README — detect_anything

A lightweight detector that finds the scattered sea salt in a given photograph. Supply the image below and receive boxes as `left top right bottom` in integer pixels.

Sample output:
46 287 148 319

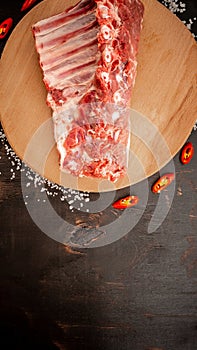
182 17 197 38
162 1 197 38
193 120 197 131
162 0 186 13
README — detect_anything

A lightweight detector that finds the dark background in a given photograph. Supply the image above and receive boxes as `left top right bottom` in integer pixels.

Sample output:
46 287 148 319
0 1 197 349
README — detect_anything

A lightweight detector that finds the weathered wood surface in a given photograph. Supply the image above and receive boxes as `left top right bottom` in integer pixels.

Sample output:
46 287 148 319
0 1 197 349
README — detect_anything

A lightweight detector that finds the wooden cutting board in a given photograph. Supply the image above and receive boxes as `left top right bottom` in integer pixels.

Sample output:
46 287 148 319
0 0 197 192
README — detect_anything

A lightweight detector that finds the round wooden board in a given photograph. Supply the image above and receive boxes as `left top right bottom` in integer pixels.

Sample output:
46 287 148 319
0 0 197 192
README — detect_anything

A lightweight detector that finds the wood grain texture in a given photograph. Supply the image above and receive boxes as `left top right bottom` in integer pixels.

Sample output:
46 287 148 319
0 123 197 350
0 0 197 192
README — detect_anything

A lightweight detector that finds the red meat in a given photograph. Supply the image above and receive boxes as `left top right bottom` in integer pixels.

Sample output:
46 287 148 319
32 0 144 182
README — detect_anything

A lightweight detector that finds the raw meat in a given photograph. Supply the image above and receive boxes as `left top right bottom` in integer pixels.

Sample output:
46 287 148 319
32 0 144 182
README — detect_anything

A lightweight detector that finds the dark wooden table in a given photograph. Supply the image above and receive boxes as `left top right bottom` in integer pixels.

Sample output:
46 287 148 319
0 1 197 349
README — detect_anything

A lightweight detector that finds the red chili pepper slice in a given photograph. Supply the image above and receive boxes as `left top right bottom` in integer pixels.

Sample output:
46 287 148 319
21 0 38 12
180 142 194 164
151 173 175 193
0 18 13 39
112 195 139 209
